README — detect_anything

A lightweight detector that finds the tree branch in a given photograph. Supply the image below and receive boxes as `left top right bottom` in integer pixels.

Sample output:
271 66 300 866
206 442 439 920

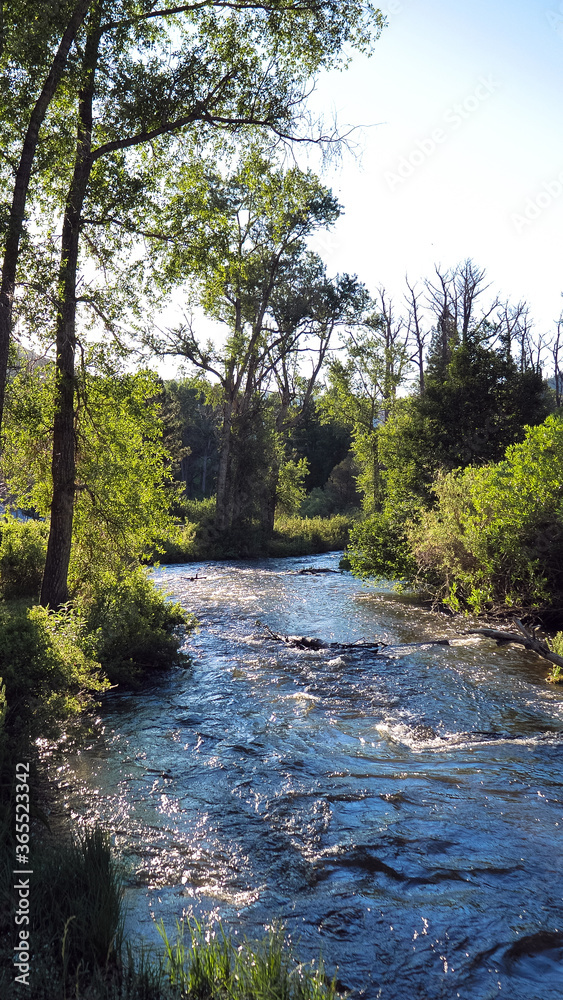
466 619 563 673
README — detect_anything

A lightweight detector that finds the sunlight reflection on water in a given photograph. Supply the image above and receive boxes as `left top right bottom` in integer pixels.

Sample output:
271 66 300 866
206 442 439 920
41 552 563 1000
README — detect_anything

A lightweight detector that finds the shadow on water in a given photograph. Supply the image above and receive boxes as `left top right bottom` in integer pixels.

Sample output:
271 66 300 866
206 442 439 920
42 552 563 1000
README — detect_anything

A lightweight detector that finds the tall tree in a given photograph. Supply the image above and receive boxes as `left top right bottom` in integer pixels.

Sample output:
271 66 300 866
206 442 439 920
325 291 409 511
149 152 366 536
0 0 93 430
2 350 177 586
36 1 385 605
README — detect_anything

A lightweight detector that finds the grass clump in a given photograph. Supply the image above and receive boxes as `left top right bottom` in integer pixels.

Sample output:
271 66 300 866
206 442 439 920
268 515 356 557
0 824 170 1000
158 918 340 1000
547 631 563 683
0 826 342 1000
36 828 124 976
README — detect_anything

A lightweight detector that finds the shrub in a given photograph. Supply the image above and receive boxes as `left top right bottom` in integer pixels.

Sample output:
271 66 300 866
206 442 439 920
148 499 219 563
181 497 217 525
300 487 333 518
406 414 563 612
83 568 194 686
152 521 198 563
0 517 48 598
347 507 419 582
0 602 109 737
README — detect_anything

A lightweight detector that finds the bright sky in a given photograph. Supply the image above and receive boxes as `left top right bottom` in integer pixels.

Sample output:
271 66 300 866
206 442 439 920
305 0 563 340
158 0 563 377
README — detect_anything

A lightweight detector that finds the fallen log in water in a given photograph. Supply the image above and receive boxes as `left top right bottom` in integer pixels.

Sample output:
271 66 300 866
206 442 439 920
257 621 450 653
292 567 341 575
258 621 380 650
466 618 563 678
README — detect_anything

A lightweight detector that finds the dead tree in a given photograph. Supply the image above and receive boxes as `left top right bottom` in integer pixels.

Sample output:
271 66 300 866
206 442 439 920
405 276 428 394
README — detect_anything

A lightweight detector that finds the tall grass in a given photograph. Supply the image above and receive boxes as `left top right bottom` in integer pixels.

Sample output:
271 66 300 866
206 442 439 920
268 514 356 556
158 918 340 1000
0 821 343 1000
0 826 124 999
151 510 357 563
547 630 563 683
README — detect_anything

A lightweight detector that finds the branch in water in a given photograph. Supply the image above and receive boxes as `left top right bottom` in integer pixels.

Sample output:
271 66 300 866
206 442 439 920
466 618 563 679
257 621 450 652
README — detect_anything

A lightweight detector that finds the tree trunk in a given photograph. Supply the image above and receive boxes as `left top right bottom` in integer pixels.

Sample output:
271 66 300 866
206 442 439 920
0 0 91 433
215 396 234 531
259 466 278 538
40 14 100 607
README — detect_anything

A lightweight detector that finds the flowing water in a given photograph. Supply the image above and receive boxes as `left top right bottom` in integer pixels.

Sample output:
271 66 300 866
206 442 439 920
45 552 563 999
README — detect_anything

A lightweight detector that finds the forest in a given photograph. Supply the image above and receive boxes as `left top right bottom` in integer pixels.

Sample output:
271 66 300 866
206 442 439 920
1 1 563 998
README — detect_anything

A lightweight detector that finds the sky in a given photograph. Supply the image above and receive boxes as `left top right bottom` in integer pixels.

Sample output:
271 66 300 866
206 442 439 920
304 0 563 338
158 0 563 376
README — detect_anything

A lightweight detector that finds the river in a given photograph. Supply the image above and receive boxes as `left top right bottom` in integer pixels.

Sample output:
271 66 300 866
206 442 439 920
44 552 563 999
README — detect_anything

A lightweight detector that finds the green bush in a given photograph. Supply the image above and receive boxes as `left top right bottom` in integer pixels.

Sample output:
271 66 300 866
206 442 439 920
83 569 194 686
148 499 219 563
406 414 563 612
152 521 199 563
347 507 419 582
181 496 217 525
0 517 48 598
0 602 109 737
300 487 334 518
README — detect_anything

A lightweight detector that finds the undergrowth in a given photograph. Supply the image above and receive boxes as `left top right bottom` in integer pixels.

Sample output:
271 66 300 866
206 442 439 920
0 824 342 1000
